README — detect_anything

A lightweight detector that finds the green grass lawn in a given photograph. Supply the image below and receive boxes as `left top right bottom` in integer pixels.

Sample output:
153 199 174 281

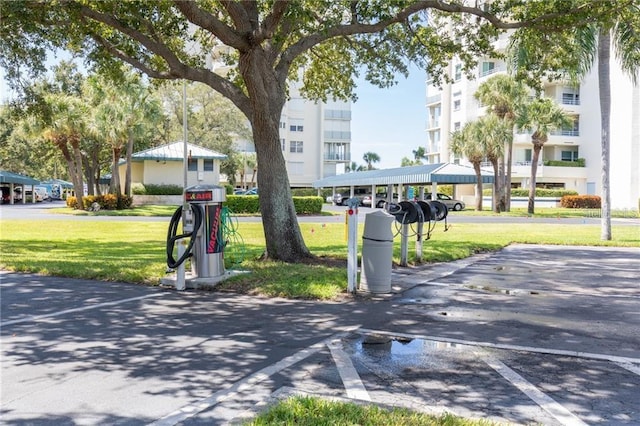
245 395 500 425
0 212 638 298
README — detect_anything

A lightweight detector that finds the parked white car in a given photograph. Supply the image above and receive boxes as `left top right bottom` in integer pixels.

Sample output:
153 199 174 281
426 193 465 211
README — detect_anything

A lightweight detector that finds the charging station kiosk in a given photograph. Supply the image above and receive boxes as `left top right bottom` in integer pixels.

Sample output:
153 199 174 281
165 184 228 289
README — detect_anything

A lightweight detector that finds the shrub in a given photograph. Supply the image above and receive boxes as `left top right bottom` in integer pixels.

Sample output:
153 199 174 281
543 158 586 167
131 183 147 195
291 188 317 197
223 195 323 214
78 194 133 210
143 184 183 195
294 196 323 214
561 195 601 209
486 188 579 198
66 196 80 209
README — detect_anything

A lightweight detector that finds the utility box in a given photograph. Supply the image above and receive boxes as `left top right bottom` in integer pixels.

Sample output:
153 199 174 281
360 210 395 294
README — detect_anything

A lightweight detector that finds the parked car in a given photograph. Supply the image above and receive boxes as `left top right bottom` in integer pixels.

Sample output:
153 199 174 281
35 186 51 201
1 186 11 204
426 193 465 211
362 192 399 208
332 188 369 206
233 188 247 195
1 186 26 203
243 187 259 195
24 190 43 202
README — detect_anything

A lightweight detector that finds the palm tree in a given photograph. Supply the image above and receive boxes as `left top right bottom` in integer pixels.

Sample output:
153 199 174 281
450 123 486 211
474 116 510 213
87 71 162 196
362 152 380 170
508 5 640 238
345 161 364 172
515 98 572 214
574 24 639 239
30 93 87 209
412 146 426 164
474 74 529 211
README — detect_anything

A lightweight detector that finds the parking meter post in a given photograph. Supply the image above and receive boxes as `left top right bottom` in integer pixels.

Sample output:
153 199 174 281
400 223 409 266
416 221 423 262
176 240 186 291
346 198 359 294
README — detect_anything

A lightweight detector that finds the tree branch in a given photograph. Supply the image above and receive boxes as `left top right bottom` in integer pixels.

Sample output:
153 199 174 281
76 6 251 117
257 0 289 43
172 0 249 50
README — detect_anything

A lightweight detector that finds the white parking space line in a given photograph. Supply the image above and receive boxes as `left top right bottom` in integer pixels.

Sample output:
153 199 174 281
483 355 588 426
148 330 355 426
327 339 371 401
616 361 640 376
1 293 165 326
359 329 640 365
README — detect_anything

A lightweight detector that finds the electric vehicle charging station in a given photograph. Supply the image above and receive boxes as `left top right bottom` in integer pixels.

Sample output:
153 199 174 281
164 184 228 290
388 199 449 266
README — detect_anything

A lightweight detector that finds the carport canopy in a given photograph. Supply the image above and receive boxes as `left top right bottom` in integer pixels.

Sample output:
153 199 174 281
0 170 41 205
312 162 494 202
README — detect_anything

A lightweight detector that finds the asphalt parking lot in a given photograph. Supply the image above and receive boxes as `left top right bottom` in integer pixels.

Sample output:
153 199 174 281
1 244 640 425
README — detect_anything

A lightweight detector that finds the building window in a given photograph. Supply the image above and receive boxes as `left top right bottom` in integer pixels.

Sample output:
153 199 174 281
290 125 304 132
525 149 532 162
561 87 580 105
454 122 461 131
290 140 303 153
480 61 496 77
454 64 462 81
561 118 580 136
325 109 351 120
280 138 286 151
324 130 351 139
453 100 461 111
203 159 214 171
188 158 198 171
561 150 579 161
280 121 286 129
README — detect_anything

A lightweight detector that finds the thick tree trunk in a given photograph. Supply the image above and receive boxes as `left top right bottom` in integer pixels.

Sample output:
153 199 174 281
497 155 506 212
598 30 612 240
472 162 483 211
528 143 542 215
57 138 85 210
490 158 501 213
110 146 122 195
241 49 312 262
125 130 134 197
70 139 85 209
504 138 513 211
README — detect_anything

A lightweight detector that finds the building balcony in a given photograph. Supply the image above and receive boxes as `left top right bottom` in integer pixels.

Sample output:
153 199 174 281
324 153 351 162
509 162 587 179
426 94 441 105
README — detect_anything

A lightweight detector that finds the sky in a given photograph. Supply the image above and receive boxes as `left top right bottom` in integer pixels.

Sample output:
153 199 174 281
1 62 428 171
350 67 427 170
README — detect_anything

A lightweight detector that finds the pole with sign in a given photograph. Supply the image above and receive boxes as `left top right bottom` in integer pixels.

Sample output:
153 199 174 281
346 197 359 293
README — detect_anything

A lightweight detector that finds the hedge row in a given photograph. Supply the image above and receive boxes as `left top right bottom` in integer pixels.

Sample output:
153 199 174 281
560 195 602 209
132 183 183 195
483 188 578 197
224 195 323 214
66 194 133 210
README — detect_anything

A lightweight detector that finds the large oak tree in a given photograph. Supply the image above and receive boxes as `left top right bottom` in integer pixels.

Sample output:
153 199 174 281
0 0 624 261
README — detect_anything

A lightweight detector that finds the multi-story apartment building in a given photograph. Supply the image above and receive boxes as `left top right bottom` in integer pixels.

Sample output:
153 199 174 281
210 46 351 189
426 36 639 210
278 81 351 188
